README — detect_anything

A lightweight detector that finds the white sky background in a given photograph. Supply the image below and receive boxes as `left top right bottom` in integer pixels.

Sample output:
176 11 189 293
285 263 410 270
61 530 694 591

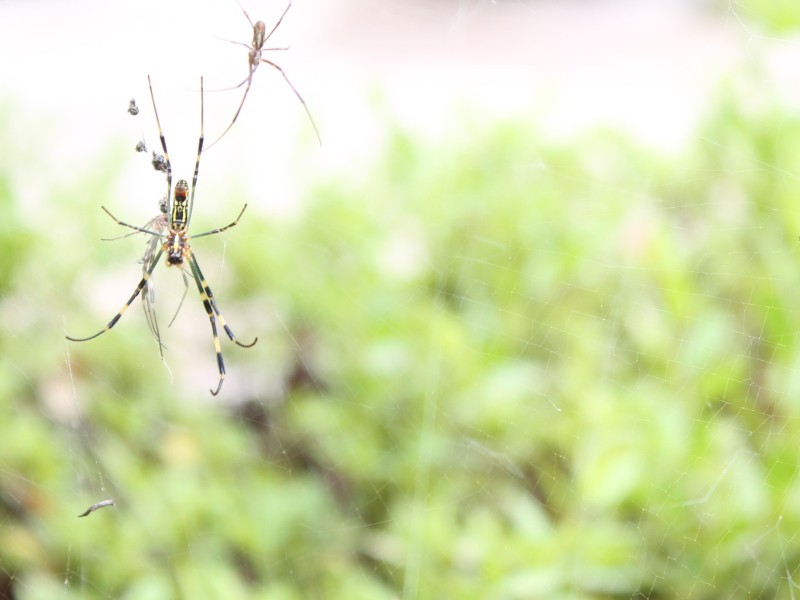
0 0 748 221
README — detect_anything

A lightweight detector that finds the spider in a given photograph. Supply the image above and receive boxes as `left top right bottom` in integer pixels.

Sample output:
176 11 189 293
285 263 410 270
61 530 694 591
205 0 321 149
67 75 257 395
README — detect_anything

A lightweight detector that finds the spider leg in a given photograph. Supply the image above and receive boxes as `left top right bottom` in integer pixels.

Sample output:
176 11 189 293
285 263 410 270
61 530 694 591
191 204 248 239
205 75 254 150
260 58 321 145
166 265 193 329
187 77 205 228
102 229 141 242
147 75 173 208
263 1 292 43
66 249 164 342
101 206 166 238
189 254 258 348
204 71 252 93
236 0 256 29
142 288 166 357
100 210 169 353
102 211 168 242
141 236 168 357
187 254 257 395
217 38 253 52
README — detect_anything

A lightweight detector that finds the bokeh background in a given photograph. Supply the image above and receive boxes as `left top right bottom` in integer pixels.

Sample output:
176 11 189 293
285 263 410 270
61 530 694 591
3 0 800 597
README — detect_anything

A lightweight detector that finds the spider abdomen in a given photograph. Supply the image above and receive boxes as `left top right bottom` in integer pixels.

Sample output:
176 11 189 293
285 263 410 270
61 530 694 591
164 231 191 266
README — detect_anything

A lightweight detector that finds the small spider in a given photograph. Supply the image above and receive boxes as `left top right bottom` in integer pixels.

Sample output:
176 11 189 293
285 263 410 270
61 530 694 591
128 99 139 116
206 0 320 149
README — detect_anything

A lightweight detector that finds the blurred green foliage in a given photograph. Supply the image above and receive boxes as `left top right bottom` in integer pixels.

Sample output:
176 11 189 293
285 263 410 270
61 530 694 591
716 0 800 33
4 66 800 599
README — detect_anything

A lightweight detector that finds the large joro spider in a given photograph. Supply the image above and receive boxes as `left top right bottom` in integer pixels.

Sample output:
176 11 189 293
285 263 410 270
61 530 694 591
67 75 257 395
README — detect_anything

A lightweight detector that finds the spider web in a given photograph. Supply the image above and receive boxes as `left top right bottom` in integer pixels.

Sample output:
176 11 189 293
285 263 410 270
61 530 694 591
2 0 800 598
